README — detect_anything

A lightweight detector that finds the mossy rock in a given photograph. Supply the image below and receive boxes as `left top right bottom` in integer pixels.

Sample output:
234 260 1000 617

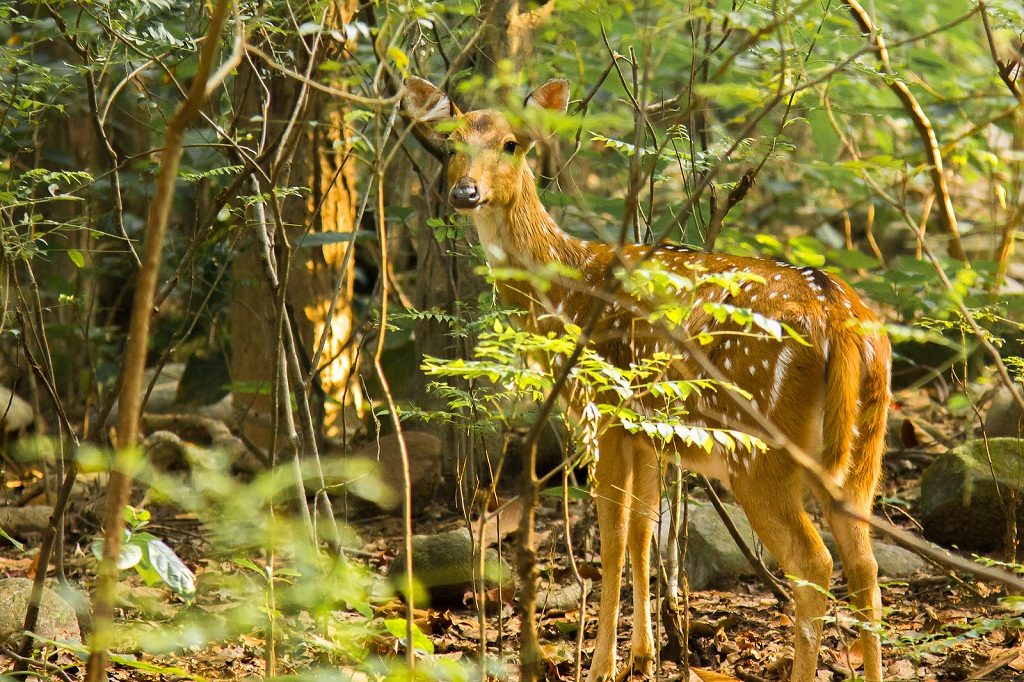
921 438 1024 551
0 578 81 646
388 528 513 605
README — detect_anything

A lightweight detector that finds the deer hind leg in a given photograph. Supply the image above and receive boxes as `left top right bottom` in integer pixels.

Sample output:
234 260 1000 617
733 470 833 682
821 500 882 681
624 440 660 678
588 430 633 682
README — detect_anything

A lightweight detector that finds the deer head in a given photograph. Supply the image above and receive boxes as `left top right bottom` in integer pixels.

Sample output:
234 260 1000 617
402 77 570 212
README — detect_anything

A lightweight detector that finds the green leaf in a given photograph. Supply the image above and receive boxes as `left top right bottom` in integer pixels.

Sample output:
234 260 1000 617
946 392 972 417
144 539 196 598
91 538 143 570
384 618 434 654
0 525 24 550
67 249 85 268
540 485 591 500
808 109 840 163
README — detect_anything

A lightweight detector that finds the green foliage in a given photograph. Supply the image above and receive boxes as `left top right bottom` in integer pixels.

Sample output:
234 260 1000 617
419 264 771 462
90 505 197 601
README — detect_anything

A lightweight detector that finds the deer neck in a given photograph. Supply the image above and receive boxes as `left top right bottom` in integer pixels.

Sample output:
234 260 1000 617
471 170 587 271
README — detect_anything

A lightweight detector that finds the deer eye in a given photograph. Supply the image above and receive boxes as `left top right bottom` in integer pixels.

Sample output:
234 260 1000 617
447 146 457 158
502 140 518 155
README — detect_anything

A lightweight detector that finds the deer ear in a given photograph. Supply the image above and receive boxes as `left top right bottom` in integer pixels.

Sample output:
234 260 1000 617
517 78 570 150
524 78 570 114
403 77 461 140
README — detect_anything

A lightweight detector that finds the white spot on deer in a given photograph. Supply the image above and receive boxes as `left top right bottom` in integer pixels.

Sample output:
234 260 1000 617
723 339 732 349
749 365 756 376
769 291 778 299
773 274 782 281
724 357 733 371
761 358 770 370
817 295 826 302
769 345 795 412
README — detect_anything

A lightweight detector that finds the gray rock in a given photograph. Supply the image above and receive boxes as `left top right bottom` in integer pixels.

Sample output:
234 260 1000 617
388 528 513 605
323 432 443 512
0 505 53 537
986 384 1024 438
109 363 186 420
661 500 928 590
537 581 588 613
0 577 81 646
820 532 927 579
0 387 33 431
921 437 1024 551
660 500 778 591
871 541 929 578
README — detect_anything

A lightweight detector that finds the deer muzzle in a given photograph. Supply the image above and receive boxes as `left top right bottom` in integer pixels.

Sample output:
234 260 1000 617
450 177 485 210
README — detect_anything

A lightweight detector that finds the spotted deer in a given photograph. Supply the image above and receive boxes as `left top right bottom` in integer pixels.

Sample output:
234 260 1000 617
403 76 890 682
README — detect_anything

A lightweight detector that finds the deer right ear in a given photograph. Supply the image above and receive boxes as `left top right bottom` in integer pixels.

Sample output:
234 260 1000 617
403 77 461 140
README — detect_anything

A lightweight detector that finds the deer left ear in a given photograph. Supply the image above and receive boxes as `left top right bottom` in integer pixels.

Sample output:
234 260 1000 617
524 78 570 114
517 78 570 150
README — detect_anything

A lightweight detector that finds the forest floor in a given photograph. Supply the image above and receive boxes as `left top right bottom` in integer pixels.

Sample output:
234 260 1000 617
2 386 1023 681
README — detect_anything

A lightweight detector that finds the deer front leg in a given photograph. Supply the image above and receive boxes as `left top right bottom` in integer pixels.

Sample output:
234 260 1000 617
588 435 632 682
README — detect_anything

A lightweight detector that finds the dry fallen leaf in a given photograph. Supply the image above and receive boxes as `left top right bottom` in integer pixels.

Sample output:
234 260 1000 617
688 668 741 681
887 659 917 680
838 638 864 671
473 497 524 546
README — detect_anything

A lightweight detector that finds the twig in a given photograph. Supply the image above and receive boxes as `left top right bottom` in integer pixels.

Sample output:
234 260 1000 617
371 111 417 673
245 43 399 108
979 1 1024 104
967 648 1022 680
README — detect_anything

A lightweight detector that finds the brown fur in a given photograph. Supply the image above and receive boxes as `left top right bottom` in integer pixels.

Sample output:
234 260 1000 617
403 77 891 682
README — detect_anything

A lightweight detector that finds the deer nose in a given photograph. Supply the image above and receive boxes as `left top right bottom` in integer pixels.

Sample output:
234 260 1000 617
450 177 483 209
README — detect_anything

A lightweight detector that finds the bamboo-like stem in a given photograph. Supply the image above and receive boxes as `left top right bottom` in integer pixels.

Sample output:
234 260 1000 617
84 3 237 679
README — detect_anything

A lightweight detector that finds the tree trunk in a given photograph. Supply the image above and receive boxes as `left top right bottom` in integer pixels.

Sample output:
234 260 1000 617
230 3 360 451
